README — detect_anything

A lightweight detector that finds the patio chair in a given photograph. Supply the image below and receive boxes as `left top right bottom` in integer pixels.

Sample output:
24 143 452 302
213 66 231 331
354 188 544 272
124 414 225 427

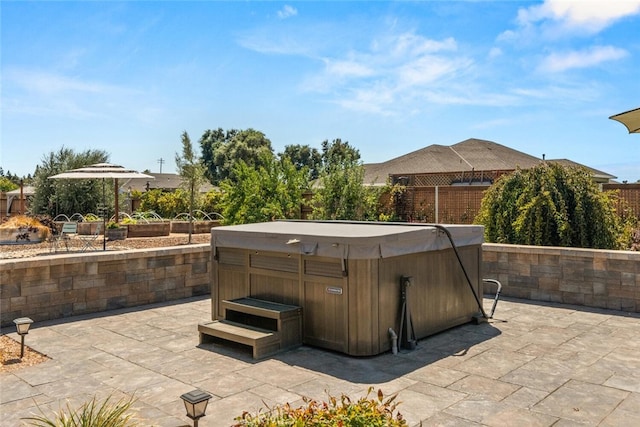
50 222 78 253
78 222 102 252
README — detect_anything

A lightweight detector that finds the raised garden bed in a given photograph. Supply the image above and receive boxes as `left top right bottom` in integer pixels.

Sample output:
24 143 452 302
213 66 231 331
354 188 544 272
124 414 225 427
0 227 47 245
170 220 221 234
77 221 104 235
126 222 171 238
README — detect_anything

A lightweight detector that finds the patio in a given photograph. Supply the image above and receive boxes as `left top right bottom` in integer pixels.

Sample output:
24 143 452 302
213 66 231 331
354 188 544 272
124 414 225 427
1 296 639 426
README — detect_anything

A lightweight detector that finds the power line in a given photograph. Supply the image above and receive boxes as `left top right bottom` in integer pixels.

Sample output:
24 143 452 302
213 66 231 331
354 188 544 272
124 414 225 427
157 158 165 173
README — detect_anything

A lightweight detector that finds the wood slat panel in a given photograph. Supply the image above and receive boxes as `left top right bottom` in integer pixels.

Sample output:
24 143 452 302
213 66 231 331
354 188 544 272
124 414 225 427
250 274 300 306
346 259 379 356
218 248 246 266
217 269 247 319
304 259 343 278
251 253 299 273
303 279 347 353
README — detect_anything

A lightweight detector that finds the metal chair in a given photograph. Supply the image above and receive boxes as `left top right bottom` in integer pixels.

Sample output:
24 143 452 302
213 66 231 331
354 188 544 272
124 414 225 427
78 222 102 252
50 222 78 252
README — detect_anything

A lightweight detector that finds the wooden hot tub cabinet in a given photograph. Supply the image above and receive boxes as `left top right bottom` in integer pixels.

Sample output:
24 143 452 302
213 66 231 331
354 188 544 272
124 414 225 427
209 221 484 357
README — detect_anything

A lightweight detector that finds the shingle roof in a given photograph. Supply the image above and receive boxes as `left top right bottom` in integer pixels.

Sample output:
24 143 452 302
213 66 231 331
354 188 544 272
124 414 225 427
547 159 616 182
363 138 615 184
122 173 216 193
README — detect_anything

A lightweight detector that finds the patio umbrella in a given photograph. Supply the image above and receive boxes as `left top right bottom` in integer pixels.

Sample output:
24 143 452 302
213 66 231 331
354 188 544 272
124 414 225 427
609 107 640 134
49 163 154 250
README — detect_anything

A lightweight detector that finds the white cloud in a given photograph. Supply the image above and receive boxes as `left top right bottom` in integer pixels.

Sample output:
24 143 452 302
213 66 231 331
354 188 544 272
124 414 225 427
7 68 114 95
298 31 472 114
237 31 311 56
488 47 503 59
514 0 640 34
397 56 465 87
277 5 298 20
323 59 374 78
538 45 628 72
2 67 150 121
385 34 457 57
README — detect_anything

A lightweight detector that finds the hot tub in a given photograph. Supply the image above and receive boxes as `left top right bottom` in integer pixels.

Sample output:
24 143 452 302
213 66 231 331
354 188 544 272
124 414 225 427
210 220 484 356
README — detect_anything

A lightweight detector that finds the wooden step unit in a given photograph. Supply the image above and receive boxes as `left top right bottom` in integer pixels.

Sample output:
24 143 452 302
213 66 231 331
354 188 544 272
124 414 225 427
199 297 302 359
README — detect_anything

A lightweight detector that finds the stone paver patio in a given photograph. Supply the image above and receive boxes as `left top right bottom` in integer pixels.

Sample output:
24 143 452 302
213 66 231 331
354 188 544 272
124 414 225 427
1 296 639 426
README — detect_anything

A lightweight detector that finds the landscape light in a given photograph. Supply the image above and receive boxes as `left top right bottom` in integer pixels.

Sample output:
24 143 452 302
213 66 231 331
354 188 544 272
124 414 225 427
13 317 33 358
180 389 212 427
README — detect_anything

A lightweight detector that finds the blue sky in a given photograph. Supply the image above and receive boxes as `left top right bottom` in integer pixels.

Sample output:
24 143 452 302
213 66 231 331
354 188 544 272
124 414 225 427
2 1 639 182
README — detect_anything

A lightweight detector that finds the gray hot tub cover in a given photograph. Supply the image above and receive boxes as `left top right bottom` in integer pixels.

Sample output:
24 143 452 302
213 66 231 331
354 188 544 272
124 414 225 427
211 221 484 260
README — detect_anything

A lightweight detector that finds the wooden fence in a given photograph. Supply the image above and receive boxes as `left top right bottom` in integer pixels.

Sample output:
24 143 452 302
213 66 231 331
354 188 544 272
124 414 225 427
395 183 640 224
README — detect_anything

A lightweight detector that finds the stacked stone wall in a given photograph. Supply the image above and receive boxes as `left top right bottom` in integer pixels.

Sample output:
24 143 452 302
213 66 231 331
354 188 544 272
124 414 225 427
0 245 211 326
483 243 640 312
3 243 639 327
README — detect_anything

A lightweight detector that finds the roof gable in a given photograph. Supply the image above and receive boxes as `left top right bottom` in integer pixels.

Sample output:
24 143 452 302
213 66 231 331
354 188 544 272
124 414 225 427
364 138 543 183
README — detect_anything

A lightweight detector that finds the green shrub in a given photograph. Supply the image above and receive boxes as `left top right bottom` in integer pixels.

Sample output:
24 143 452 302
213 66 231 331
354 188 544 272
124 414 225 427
83 213 101 222
475 163 637 249
233 388 407 426
23 395 138 427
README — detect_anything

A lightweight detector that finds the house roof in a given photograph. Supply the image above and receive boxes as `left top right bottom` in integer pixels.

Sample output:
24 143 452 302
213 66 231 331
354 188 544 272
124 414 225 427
122 173 216 193
6 186 36 196
364 138 616 184
547 159 616 182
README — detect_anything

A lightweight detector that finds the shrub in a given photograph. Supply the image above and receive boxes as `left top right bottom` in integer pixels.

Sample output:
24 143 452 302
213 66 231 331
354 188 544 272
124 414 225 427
233 388 407 426
22 395 138 427
83 213 101 222
475 163 637 249
107 221 121 229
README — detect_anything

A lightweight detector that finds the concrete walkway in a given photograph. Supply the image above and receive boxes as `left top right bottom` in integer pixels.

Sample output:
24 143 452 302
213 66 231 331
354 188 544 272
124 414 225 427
2 296 639 426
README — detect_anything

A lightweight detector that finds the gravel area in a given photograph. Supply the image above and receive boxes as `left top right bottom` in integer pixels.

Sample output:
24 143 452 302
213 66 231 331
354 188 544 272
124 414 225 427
0 335 50 373
0 233 212 259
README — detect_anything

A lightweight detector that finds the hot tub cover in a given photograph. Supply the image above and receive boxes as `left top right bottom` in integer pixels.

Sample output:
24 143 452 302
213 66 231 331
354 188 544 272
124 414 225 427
211 221 484 260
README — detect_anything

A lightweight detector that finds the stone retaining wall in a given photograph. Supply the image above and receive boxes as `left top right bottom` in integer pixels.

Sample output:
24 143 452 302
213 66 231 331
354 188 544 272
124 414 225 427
483 243 640 312
0 245 211 327
2 243 638 327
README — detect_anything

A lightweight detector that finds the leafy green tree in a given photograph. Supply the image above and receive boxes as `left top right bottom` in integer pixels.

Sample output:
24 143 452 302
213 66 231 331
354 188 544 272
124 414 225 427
320 138 361 166
309 139 384 221
0 176 18 192
280 144 323 180
1 167 33 186
175 131 207 243
200 128 273 184
219 154 308 225
475 162 635 249
139 188 190 219
31 147 110 218
201 189 223 217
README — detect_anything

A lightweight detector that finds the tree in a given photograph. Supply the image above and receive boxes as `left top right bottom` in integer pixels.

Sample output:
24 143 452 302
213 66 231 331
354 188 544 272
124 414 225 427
280 144 323 180
321 138 361 166
309 139 384 221
31 147 110 218
0 176 18 192
200 128 273 184
219 154 308 225
139 188 190 219
475 162 635 249
175 131 207 243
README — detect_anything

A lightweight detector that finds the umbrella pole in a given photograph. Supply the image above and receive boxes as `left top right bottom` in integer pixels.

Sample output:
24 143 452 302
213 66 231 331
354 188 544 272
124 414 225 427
103 178 106 251
114 178 119 225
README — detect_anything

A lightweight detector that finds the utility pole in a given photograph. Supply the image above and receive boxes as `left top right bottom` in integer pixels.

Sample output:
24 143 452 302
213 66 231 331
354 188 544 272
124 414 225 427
157 158 165 173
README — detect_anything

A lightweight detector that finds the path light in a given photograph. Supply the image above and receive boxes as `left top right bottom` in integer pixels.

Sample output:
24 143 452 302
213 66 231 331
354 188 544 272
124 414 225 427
180 389 212 427
13 317 33 359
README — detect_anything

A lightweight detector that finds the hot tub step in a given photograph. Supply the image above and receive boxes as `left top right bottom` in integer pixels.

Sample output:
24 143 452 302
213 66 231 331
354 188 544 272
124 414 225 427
198 320 281 359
